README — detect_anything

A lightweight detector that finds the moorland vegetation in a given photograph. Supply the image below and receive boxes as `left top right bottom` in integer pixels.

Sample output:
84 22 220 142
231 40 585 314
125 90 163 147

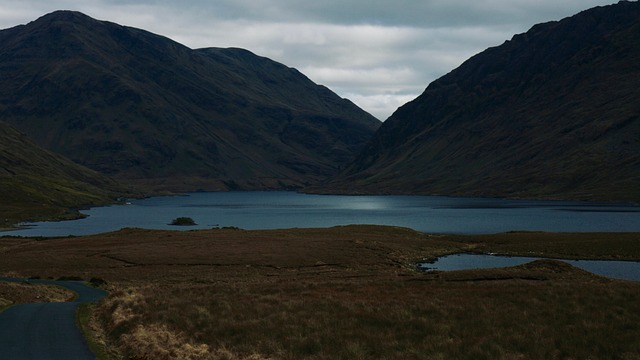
1 226 638 359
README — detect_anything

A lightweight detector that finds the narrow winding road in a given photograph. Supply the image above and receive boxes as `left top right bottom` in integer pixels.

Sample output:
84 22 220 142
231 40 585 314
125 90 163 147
0 277 107 360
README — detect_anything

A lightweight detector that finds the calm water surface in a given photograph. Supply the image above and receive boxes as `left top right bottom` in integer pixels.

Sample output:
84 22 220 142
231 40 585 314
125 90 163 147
4 191 640 237
420 253 640 281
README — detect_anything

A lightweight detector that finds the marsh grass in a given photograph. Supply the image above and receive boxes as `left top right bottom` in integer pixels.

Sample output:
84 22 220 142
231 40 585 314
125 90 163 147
449 232 640 260
94 276 640 359
0 281 74 308
1 226 639 359
77 303 113 360
0 297 11 312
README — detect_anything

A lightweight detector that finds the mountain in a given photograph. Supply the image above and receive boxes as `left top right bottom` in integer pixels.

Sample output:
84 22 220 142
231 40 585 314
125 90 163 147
322 1 640 202
0 11 380 191
0 122 138 228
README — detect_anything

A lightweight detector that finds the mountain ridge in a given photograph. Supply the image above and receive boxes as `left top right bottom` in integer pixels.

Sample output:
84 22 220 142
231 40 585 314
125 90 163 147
320 1 640 202
0 11 380 191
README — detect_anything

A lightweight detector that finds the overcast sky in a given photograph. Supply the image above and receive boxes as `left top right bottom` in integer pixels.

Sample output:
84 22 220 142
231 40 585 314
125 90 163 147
0 0 622 120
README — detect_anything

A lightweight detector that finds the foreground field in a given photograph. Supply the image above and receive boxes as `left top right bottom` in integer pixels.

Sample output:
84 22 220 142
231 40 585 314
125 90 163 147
1 226 639 359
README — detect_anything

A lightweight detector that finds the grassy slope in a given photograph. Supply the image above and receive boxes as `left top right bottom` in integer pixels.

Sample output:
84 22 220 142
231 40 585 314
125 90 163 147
0 122 138 228
0 226 638 359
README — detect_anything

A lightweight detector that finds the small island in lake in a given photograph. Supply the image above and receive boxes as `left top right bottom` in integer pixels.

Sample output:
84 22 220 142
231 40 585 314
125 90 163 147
169 217 197 226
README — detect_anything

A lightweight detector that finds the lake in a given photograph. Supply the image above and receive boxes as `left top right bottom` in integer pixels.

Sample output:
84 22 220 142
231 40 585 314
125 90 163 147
419 253 640 281
3 191 640 237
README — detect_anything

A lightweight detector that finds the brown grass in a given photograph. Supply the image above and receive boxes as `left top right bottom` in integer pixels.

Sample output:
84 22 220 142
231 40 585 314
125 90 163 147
1 226 639 359
0 281 75 310
441 231 640 260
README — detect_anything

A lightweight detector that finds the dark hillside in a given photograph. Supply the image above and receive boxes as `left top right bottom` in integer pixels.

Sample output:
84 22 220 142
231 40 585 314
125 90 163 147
323 1 640 201
0 11 380 191
0 122 137 227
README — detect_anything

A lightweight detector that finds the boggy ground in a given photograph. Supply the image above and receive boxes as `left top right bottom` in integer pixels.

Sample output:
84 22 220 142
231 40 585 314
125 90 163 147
0 225 639 359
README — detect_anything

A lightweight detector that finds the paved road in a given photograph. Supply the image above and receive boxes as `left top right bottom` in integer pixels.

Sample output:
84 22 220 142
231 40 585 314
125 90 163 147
0 278 107 360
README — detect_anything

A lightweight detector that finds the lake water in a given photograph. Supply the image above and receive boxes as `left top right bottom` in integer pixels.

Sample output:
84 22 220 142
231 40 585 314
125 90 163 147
419 253 640 281
3 191 640 237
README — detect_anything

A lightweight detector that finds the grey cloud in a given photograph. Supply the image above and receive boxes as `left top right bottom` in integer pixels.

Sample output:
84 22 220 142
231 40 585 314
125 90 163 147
150 0 621 27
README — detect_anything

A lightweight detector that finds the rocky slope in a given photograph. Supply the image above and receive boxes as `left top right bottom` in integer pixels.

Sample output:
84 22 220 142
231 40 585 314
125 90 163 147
323 1 640 201
0 11 380 191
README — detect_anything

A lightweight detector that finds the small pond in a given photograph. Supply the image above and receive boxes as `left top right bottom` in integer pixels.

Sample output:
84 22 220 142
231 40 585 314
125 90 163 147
419 253 640 281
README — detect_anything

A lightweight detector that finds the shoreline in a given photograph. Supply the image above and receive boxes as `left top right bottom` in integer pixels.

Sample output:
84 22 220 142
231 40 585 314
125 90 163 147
4 189 639 231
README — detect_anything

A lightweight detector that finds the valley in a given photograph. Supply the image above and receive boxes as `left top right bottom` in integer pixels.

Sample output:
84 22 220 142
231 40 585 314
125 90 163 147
0 3 639 359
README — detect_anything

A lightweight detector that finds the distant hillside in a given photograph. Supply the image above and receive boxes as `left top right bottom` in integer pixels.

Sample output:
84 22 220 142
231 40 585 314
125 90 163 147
322 1 640 202
0 122 137 228
0 11 380 191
